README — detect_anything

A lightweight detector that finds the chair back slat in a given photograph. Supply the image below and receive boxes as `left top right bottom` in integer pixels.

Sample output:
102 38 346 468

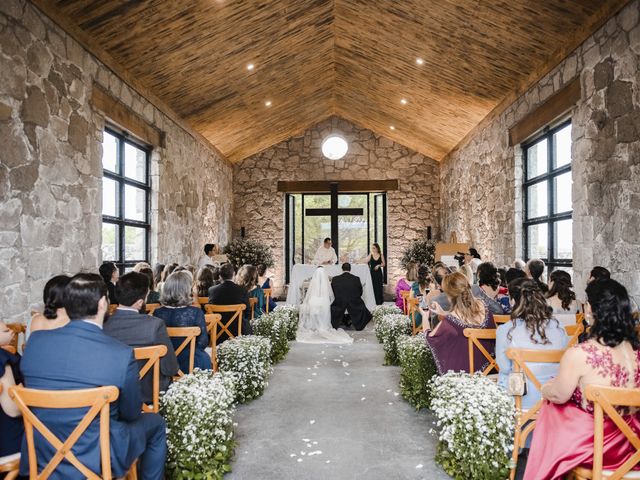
400 290 411 314
204 314 221 371
463 328 498 375
197 297 209 307
6 323 26 354
564 323 584 347
108 304 118 315
9 385 119 480
493 314 511 325
204 304 246 341
506 348 566 480
166 326 201 377
263 288 272 313
407 297 421 335
134 345 167 413
249 297 258 320
145 303 160 316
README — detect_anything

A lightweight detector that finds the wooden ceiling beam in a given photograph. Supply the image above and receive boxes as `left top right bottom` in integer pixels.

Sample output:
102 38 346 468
277 180 399 193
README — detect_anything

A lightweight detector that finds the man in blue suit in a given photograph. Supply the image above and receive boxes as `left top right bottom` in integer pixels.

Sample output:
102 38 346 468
20 273 166 479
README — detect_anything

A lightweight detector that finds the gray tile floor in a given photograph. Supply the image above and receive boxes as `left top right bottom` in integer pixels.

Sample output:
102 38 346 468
228 325 451 480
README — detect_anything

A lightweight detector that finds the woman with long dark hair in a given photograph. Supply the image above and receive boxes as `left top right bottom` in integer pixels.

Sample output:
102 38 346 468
364 243 385 305
546 270 578 314
524 279 640 479
30 275 71 335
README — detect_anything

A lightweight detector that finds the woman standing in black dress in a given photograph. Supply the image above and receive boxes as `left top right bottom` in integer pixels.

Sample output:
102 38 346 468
365 243 386 305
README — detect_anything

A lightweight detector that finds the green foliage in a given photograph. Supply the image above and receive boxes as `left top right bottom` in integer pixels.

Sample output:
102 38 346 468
217 335 273 403
223 238 275 269
374 313 412 365
430 373 515 480
397 335 438 410
162 370 237 480
251 312 290 363
400 238 436 270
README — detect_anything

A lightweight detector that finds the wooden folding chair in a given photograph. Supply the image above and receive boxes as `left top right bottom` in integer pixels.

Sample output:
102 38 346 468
463 328 498 375
166 326 201 378
407 297 422 335
204 314 221 371
494 314 511 325
564 323 584 347
571 384 640 480
576 312 585 325
133 345 167 413
204 304 246 343
1 345 17 354
6 323 26 354
248 297 258 320
400 290 411 314
144 303 160 316
263 288 272 313
506 348 566 480
108 304 118 315
9 385 137 480
195 297 209 308
0 385 19 480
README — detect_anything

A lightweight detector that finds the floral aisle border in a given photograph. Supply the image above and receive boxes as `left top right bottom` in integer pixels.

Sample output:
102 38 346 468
374 313 411 365
397 335 437 410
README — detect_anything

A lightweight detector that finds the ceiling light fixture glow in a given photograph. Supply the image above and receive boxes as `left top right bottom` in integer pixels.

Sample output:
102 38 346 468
321 135 348 160
265 100 272 107
246 63 255 71
389 125 395 130
416 58 424 65
400 98 408 105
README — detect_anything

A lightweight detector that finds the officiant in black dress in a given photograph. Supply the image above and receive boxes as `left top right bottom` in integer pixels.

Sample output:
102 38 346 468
330 263 372 330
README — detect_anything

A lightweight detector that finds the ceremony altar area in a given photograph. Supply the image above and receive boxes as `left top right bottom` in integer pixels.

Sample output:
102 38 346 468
285 264 376 310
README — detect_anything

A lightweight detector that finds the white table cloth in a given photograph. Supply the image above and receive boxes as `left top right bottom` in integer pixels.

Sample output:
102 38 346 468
286 264 376 310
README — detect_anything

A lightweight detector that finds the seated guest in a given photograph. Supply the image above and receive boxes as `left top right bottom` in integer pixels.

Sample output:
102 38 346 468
104 272 179 403
236 265 264 320
99 261 119 304
198 243 216 269
472 262 509 315
0 321 23 457
524 279 640 480
139 267 160 304
157 263 178 295
208 263 251 343
153 263 164 290
195 266 215 298
422 264 452 310
395 262 418 311
154 271 211 372
425 272 495 374
525 259 548 293
588 265 611 283
410 265 431 329
505 267 527 286
20 274 166 479
496 278 568 410
208 265 221 286
513 258 526 270
132 262 151 272
30 274 71 336
546 270 579 314
257 264 277 312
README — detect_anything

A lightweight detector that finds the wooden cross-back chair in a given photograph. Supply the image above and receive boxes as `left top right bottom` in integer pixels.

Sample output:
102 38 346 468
166 326 201 378
399 290 411 314
204 314 220 372
406 297 422 335
204 304 246 342
463 328 498 375
0 386 20 480
9 385 137 480
564 323 584 347
133 345 167 413
195 297 209 308
144 304 160 316
572 384 640 480
505 348 566 480
494 314 511 325
248 298 258 320
263 288 272 313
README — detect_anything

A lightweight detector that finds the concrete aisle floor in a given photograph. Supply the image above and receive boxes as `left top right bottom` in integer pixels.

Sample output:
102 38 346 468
228 325 452 480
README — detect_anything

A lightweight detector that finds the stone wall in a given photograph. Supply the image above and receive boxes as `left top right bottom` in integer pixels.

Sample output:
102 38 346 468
440 0 640 302
0 0 232 323
233 116 440 296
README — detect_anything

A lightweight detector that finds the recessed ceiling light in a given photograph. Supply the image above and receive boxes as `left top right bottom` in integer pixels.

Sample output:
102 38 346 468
265 100 272 107
247 63 255 71
400 98 408 105
321 135 348 160
416 58 424 65
389 125 395 130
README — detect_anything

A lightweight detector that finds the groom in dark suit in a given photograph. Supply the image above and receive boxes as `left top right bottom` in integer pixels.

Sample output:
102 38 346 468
330 263 372 330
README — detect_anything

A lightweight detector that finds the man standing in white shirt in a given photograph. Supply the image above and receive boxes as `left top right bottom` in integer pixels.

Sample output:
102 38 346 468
313 238 338 265
198 244 216 269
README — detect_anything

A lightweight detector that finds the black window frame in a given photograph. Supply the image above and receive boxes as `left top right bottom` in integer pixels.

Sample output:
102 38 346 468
522 119 573 272
101 127 151 273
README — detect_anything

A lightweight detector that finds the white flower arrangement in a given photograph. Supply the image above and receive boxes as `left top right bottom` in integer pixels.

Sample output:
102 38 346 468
273 305 300 340
161 369 237 479
374 313 412 365
372 304 402 329
251 311 290 363
430 372 515 479
397 334 438 410
223 238 275 269
217 335 273 403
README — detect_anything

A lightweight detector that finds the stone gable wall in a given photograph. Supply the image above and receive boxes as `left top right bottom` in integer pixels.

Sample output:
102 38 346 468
233 116 440 296
0 0 232 323
440 1 640 303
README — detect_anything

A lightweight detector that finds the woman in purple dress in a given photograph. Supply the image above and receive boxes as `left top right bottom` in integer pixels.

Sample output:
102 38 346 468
425 272 495 374
395 262 418 311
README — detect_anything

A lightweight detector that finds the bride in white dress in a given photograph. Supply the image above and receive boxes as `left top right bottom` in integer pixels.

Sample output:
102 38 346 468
297 267 353 344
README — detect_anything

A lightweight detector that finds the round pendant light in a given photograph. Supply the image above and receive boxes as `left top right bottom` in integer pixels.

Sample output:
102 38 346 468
321 135 348 160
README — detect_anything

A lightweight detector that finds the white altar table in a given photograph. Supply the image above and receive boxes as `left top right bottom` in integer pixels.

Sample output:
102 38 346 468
286 264 376 310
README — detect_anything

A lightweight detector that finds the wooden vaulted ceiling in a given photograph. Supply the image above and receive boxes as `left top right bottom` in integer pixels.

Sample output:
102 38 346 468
35 0 629 162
